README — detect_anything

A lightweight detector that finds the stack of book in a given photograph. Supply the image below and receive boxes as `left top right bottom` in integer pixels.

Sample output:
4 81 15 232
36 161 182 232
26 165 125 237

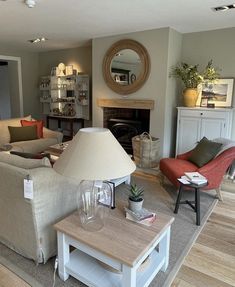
124 207 156 226
178 172 207 185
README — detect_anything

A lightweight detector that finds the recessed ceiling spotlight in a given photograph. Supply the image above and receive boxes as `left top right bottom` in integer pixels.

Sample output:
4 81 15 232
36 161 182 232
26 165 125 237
25 0 36 8
212 3 235 11
28 37 48 43
115 53 123 57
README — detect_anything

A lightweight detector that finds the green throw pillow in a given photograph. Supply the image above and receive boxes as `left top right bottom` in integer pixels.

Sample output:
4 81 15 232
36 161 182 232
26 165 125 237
8 125 38 143
188 137 222 167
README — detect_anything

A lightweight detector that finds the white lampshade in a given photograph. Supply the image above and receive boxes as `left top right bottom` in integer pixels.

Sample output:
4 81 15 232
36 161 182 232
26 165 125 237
54 127 136 181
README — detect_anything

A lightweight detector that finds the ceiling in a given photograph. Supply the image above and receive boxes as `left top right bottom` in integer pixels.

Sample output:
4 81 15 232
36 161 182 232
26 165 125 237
0 0 235 52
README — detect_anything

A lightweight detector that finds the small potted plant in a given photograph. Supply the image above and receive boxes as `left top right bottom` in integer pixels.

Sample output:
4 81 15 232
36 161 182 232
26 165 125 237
128 183 144 212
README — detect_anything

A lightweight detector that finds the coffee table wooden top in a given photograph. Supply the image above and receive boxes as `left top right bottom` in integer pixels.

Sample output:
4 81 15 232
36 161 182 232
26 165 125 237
44 141 71 157
54 204 174 267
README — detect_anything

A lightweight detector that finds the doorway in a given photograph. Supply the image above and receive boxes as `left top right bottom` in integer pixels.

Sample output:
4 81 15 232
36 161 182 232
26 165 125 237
0 55 23 119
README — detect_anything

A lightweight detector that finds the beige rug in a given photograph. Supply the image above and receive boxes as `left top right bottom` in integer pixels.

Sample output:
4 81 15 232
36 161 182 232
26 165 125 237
0 175 218 287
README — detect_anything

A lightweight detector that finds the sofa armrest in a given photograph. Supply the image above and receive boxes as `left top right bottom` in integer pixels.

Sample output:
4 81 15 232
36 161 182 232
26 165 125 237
43 127 63 143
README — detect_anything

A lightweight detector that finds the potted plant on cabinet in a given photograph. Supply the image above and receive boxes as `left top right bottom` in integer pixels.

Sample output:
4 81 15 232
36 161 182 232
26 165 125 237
128 183 144 212
171 60 220 107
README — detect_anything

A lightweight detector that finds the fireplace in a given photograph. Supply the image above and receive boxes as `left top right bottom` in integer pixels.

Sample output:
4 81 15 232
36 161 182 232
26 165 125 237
108 118 143 154
103 107 150 154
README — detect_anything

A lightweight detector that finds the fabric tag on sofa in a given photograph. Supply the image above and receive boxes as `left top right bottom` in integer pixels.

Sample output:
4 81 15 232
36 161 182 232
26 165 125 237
24 176 34 199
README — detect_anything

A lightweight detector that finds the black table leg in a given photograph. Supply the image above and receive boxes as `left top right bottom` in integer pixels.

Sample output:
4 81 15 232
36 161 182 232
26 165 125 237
174 185 183 214
195 188 200 226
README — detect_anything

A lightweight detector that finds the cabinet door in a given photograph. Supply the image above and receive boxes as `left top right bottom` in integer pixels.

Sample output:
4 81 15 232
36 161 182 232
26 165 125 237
201 118 226 139
177 117 201 155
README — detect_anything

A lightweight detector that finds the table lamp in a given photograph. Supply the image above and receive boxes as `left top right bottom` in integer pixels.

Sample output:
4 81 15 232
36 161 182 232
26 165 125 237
54 127 136 231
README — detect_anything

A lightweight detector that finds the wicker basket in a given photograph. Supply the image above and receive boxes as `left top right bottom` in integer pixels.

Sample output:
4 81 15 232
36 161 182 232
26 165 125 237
132 132 160 168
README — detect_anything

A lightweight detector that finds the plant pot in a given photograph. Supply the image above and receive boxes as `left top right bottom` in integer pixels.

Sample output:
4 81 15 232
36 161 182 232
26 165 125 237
183 88 198 107
128 198 144 212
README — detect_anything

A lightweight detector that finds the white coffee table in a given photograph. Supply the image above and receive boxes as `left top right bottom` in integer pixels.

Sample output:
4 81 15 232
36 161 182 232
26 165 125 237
54 205 174 287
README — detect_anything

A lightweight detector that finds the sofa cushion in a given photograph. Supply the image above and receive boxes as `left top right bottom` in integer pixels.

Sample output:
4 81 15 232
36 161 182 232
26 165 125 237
21 120 44 138
0 115 31 145
8 126 38 143
188 137 222 167
11 137 59 154
0 152 51 169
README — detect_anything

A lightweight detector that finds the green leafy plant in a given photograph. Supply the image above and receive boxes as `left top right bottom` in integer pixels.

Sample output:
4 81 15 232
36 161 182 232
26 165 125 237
128 183 144 202
170 60 220 88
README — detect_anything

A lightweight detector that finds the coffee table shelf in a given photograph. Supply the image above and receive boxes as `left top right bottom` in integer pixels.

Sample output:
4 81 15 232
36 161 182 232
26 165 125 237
65 248 165 287
55 209 174 287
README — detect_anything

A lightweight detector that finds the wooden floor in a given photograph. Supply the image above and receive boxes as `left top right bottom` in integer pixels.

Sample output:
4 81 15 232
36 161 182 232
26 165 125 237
0 264 30 287
171 188 235 287
0 173 234 287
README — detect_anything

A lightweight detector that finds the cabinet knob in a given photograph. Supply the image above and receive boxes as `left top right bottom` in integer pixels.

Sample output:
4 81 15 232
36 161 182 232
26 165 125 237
200 112 203 115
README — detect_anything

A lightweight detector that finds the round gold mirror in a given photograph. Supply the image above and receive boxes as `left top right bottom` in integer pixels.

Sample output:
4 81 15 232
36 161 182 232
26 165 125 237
103 39 150 95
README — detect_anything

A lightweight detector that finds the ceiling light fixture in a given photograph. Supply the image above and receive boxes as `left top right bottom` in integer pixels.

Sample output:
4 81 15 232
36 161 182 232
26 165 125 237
28 37 48 43
212 3 235 11
25 0 36 8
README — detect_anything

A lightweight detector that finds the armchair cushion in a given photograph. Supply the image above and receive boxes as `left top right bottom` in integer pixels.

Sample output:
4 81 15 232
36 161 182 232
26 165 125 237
188 137 222 167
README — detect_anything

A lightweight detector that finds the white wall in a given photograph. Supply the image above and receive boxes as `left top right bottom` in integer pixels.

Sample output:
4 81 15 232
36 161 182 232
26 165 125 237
92 27 182 157
182 27 235 140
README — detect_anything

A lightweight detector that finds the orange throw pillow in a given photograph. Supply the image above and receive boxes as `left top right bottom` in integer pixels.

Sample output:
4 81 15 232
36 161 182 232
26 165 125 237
21 120 44 138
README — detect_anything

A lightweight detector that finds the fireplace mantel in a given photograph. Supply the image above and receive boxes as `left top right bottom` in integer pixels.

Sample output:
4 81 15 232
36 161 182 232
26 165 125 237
97 98 154 110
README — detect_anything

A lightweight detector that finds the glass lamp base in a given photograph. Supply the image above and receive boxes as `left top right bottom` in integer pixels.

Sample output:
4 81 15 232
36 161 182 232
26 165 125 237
78 180 112 232
81 217 104 232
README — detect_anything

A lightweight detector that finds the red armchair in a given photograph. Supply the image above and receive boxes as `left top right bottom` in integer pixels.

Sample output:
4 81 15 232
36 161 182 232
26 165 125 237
159 147 235 200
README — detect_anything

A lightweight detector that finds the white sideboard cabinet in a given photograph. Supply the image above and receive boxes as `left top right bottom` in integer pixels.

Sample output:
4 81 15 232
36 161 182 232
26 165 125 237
175 107 234 155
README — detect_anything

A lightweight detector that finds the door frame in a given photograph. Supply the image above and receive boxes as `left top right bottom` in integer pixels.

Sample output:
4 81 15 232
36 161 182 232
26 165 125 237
0 55 23 116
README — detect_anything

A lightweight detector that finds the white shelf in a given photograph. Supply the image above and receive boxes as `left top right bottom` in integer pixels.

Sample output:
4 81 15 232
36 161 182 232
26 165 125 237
65 249 165 287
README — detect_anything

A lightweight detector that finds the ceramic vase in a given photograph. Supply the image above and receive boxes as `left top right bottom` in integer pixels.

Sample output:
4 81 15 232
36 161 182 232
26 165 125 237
183 88 199 107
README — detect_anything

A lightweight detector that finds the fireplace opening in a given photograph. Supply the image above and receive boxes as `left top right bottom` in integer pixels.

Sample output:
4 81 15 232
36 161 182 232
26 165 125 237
105 108 150 154
108 118 143 154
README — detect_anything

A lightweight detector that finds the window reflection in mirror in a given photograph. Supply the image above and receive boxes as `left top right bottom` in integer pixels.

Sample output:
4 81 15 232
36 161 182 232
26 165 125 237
111 49 142 86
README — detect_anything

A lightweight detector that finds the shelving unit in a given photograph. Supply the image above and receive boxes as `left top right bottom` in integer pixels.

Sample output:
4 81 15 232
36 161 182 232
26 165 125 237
39 74 90 120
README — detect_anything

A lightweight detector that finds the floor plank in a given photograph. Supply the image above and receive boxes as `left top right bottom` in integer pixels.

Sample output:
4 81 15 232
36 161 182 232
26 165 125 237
0 264 30 287
172 188 235 287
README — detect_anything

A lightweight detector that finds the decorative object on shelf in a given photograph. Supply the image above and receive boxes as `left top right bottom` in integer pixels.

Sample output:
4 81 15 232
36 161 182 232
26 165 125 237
65 65 73 76
200 97 208 107
171 60 220 107
50 67 57 76
57 63 66 76
128 183 144 212
197 78 234 107
63 103 76 117
53 128 136 231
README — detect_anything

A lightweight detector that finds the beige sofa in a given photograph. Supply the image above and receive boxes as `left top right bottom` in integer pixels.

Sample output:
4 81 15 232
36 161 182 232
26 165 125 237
0 115 63 154
0 153 78 263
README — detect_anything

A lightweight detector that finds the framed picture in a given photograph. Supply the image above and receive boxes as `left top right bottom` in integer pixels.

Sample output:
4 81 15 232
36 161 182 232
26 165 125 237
66 65 73 76
200 97 208 107
197 78 234 107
